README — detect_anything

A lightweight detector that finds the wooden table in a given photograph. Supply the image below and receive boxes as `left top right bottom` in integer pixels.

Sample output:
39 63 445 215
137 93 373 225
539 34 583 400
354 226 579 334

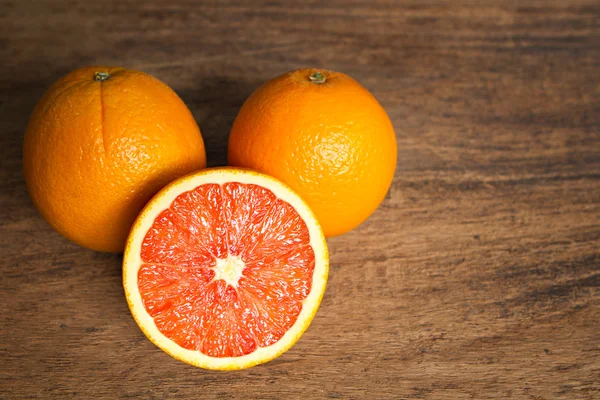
1 1 599 398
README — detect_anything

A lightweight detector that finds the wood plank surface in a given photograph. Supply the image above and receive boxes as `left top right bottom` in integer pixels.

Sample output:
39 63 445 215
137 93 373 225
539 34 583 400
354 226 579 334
1 1 599 399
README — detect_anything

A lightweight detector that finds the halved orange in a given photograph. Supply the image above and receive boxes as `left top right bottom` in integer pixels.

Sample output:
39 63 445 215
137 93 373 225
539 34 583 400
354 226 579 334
123 168 329 370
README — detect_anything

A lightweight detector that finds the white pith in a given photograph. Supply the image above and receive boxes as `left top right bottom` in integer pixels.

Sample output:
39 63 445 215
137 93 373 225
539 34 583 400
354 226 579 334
123 168 329 370
212 255 245 287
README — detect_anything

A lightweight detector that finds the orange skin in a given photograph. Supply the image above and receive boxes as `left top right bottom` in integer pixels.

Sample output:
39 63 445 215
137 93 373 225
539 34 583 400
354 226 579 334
228 69 397 237
23 66 206 252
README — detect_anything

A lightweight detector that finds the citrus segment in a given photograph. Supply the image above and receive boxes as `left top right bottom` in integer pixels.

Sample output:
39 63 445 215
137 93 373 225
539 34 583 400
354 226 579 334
124 168 328 369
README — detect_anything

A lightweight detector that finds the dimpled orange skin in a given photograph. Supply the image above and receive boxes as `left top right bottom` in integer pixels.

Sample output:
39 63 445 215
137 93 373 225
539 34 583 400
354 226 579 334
23 66 206 252
228 68 397 237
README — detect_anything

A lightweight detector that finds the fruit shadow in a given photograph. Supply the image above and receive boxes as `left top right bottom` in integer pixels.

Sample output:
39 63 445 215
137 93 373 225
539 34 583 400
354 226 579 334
177 76 262 168
0 73 56 226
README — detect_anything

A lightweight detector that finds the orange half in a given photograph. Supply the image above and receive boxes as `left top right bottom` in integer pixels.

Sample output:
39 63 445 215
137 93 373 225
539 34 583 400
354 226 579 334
123 168 329 370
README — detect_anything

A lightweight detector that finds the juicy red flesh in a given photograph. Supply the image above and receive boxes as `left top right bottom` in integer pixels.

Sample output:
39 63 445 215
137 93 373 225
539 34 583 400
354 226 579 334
138 183 315 357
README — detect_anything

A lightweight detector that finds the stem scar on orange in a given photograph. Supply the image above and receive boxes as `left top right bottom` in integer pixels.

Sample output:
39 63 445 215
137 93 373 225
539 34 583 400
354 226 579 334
23 66 206 252
228 68 397 237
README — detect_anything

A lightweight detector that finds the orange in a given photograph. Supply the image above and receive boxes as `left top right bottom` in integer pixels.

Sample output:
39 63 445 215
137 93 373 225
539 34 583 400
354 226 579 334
23 66 206 252
123 168 329 370
228 68 397 237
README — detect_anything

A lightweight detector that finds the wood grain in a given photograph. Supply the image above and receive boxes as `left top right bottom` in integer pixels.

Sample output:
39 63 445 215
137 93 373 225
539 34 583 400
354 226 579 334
1 1 599 399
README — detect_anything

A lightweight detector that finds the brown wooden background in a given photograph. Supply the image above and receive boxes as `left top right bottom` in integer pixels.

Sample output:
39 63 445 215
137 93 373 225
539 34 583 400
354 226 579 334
1 1 599 399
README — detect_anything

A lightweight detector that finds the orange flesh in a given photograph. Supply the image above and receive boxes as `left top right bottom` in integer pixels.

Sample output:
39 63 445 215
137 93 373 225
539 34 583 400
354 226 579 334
138 183 315 357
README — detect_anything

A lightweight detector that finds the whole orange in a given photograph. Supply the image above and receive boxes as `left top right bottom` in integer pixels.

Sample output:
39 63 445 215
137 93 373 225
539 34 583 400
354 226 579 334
228 69 397 237
23 66 206 252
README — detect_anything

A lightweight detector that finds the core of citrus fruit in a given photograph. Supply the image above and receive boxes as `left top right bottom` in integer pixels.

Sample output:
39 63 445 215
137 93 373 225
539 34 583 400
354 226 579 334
123 168 329 370
23 66 206 252
228 68 397 237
